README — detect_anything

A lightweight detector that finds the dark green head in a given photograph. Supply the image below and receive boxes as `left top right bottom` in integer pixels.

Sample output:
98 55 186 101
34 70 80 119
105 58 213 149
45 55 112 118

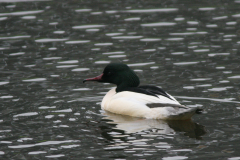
83 63 140 91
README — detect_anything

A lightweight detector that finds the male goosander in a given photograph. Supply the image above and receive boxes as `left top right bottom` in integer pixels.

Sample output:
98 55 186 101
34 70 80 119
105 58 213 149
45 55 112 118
83 63 202 120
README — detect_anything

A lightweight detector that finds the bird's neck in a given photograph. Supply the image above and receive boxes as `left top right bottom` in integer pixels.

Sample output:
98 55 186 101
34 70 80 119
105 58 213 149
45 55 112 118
116 81 139 92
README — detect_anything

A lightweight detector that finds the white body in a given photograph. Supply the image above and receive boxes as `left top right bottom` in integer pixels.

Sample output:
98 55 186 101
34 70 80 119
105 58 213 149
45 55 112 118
101 88 198 120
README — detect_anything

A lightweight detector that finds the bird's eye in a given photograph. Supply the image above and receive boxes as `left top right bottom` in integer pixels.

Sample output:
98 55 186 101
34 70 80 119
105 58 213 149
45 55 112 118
107 72 113 76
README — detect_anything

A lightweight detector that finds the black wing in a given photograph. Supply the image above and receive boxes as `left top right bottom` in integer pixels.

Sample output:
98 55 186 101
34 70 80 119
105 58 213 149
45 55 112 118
138 85 174 100
117 85 173 100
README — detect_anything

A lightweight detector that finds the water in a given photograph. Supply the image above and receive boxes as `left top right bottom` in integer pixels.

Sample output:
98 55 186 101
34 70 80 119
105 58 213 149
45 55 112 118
1 0 240 159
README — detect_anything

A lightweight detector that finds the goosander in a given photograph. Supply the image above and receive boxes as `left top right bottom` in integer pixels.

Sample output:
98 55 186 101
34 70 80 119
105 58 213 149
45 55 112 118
83 63 202 120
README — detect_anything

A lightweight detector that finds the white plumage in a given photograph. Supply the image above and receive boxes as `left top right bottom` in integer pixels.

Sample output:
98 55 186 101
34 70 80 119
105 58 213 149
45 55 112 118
101 88 198 120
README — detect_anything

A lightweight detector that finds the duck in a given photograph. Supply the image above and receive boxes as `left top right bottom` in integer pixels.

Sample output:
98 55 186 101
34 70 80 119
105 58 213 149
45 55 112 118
83 63 202 120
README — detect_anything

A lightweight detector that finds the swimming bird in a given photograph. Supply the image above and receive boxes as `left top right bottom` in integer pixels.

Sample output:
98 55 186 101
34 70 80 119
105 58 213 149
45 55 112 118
83 63 202 120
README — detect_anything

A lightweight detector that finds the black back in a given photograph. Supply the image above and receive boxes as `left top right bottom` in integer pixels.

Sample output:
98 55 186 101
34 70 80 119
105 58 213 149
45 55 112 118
117 85 174 100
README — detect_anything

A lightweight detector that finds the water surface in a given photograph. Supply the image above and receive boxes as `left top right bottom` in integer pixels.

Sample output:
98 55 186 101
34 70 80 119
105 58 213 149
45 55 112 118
1 0 240 159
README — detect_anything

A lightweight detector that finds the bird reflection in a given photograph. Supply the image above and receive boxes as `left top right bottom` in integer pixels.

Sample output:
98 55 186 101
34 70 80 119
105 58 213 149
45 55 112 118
101 111 206 139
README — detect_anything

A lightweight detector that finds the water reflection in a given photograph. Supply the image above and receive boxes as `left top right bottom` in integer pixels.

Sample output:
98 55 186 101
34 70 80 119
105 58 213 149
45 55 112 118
102 111 206 139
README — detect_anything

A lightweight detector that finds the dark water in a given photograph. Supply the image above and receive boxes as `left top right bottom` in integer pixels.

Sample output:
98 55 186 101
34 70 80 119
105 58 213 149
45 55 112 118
1 0 240 159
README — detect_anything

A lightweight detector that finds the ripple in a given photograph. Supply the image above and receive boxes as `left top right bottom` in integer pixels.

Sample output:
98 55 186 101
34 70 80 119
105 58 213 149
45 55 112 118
6 5 16 8
174 17 185 21
128 62 155 66
228 75 240 79
141 22 176 27
0 35 30 40
216 66 225 69
187 28 197 31
0 141 12 143
171 149 192 152
0 130 11 133
105 33 123 36
208 53 230 57
0 96 13 99
140 38 161 42
86 29 99 32
187 21 199 25
0 82 9 85
226 21 237 25
53 30 65 34
91 48 100 51
162 156 188 160
190 78 211 81
22 78 46 82
49 22 58 25
75 9 92 12
171 52 185 55
108 55 126 58
71 68 89 71
223 35 236 38
72 25 105 29
50 75 60 77
0 151 4 155
183 86 195 89
124 8 178 13
208 87 233 92
57 60 78 64
0 10 44 16
158 47 166 50
232 13 240 18
193 49 210 52
65 40 90 44
198 7 215 11
9 140 79 149
105 10 118 14
39 106 56 109
45 154 65 158
52 109 72 113
94 43 113 46
0 17 7 21
56 65 78 68
61 144 80 148
144 49 156 52
28 151 47 155
112 36 143 39
150 66 159 69
91 12 103 15
9 52 25 56
173 62 199 65
95 61 110 64
13 112 38 117
165 38 184 41
72 88 92 91
21 16 36 19
124 17 141 21
219 80 229 83
17 138 33 142
206 24 218 28
213 16 228 20
102 51 125 55
35 38 68 43
45 115 54 119
43 57 62 60
196 84 212 87
169 32 195 36
48 47 57 50
228 157 240 160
